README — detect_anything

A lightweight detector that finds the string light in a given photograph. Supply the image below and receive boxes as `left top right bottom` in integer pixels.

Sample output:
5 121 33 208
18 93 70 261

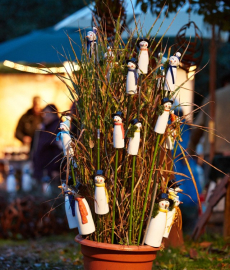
3 60 80 74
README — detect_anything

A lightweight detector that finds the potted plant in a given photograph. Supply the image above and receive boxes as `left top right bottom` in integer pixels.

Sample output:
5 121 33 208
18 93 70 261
53 10 201 270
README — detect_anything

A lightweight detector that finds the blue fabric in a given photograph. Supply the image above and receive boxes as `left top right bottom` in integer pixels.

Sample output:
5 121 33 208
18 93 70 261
87 39 93 58
65 192 75 216
68 194 75 216
168 65 177 84
173 124 202 206
56 130 70 141
128 69 138 85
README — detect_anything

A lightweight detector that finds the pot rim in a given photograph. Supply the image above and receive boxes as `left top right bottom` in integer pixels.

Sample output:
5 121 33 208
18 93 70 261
75 234 161 252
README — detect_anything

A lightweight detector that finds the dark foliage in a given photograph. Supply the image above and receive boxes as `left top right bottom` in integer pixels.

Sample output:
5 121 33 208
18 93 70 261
0 0 91 42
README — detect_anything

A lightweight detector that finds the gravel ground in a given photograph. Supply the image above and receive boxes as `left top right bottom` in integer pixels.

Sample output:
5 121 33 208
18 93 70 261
0 234 83 270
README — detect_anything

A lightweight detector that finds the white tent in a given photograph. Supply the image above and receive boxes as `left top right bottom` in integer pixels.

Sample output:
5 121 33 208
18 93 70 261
53 0 228 41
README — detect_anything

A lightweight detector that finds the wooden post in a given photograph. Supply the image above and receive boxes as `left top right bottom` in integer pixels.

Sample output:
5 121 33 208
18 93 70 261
224 177 230 238
209 25 216 162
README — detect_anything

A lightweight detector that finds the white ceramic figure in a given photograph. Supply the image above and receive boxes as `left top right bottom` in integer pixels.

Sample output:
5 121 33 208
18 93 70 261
157 53 167 88
126 58 138 95
69 183 95 235
164 110 182 150
163 195 180 238
21 164 33 192
56 116 74 157
6 166 17 193
104 46 114 82
137 38 150 74
94 170 109 215
127 119 142 155
154 98 173 134
163 179 183 238
145 193 170 247
41 173 52 195
164 128 175 150
164 52 181 92
86 27 97 60
112 111 125 149
58 180 78 229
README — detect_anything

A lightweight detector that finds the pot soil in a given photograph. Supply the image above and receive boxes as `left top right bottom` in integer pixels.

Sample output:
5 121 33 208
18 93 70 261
75 234 160 270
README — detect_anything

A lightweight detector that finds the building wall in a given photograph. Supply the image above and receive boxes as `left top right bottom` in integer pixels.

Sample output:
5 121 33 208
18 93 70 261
0 73 72 156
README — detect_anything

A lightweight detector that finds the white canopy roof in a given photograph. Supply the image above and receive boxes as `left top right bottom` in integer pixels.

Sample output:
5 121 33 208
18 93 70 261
54 1 228 41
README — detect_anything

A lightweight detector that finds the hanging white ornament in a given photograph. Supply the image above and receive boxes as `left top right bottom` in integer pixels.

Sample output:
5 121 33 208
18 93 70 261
163 179 183 238
86 27 98 61
164 52 181 92
137 38 150 74
127 119 142 156
56 116 75 157
154 98 173 134
104 46 114 82
126 58 138 95
145 193 170 247
21 164 33 192
112 111 125 149
94 170 109 215
58 180 78 229
6 166 17 193
69 183 95 235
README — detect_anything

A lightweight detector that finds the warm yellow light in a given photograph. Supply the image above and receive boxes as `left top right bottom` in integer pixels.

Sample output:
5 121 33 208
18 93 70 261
187 65 196 81
3 60 80 74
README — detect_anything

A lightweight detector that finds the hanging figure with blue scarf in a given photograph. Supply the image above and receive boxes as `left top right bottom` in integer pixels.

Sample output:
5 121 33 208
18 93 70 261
86 27 98 62
56 116 75 158
164 52 181 92
126 58 138 95
58 179 78 229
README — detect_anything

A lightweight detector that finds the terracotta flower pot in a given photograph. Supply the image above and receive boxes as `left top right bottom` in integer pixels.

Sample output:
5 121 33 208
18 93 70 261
75 235 160 270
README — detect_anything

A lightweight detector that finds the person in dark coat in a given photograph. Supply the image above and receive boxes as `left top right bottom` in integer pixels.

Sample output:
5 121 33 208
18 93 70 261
33 104 62 183
15 96 42 145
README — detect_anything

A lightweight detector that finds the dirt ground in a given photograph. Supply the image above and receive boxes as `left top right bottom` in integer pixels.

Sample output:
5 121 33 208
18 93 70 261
0 234 83 270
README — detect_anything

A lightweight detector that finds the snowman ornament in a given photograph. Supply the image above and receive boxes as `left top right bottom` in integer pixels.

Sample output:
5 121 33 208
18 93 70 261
6 166 17 193
86 27 97 60
137 38 150 74
21 164 33 192
145 193 170 247
104 46 114 82
56 116 74 157
127 118 142 156
163 179 183 238
164 52 181 92
164 110 182 150
94 170 109 215
68 183 95 235
154 98 174 134
112 111 125 149
58 180 78 229
157 53 167 88
126 58 138 95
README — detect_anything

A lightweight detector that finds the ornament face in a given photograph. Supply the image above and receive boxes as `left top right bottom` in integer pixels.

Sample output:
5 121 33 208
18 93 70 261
94 176 105 184
164 102 172 110
62 183 68 191
86 31 96 42
136 122 142 129
139 41 148 49
113 115 122 123
127 62 136 70
159 200 169 209
169 55 180 67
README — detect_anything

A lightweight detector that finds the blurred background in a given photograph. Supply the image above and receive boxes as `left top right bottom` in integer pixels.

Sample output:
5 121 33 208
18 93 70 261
0 1 229 266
